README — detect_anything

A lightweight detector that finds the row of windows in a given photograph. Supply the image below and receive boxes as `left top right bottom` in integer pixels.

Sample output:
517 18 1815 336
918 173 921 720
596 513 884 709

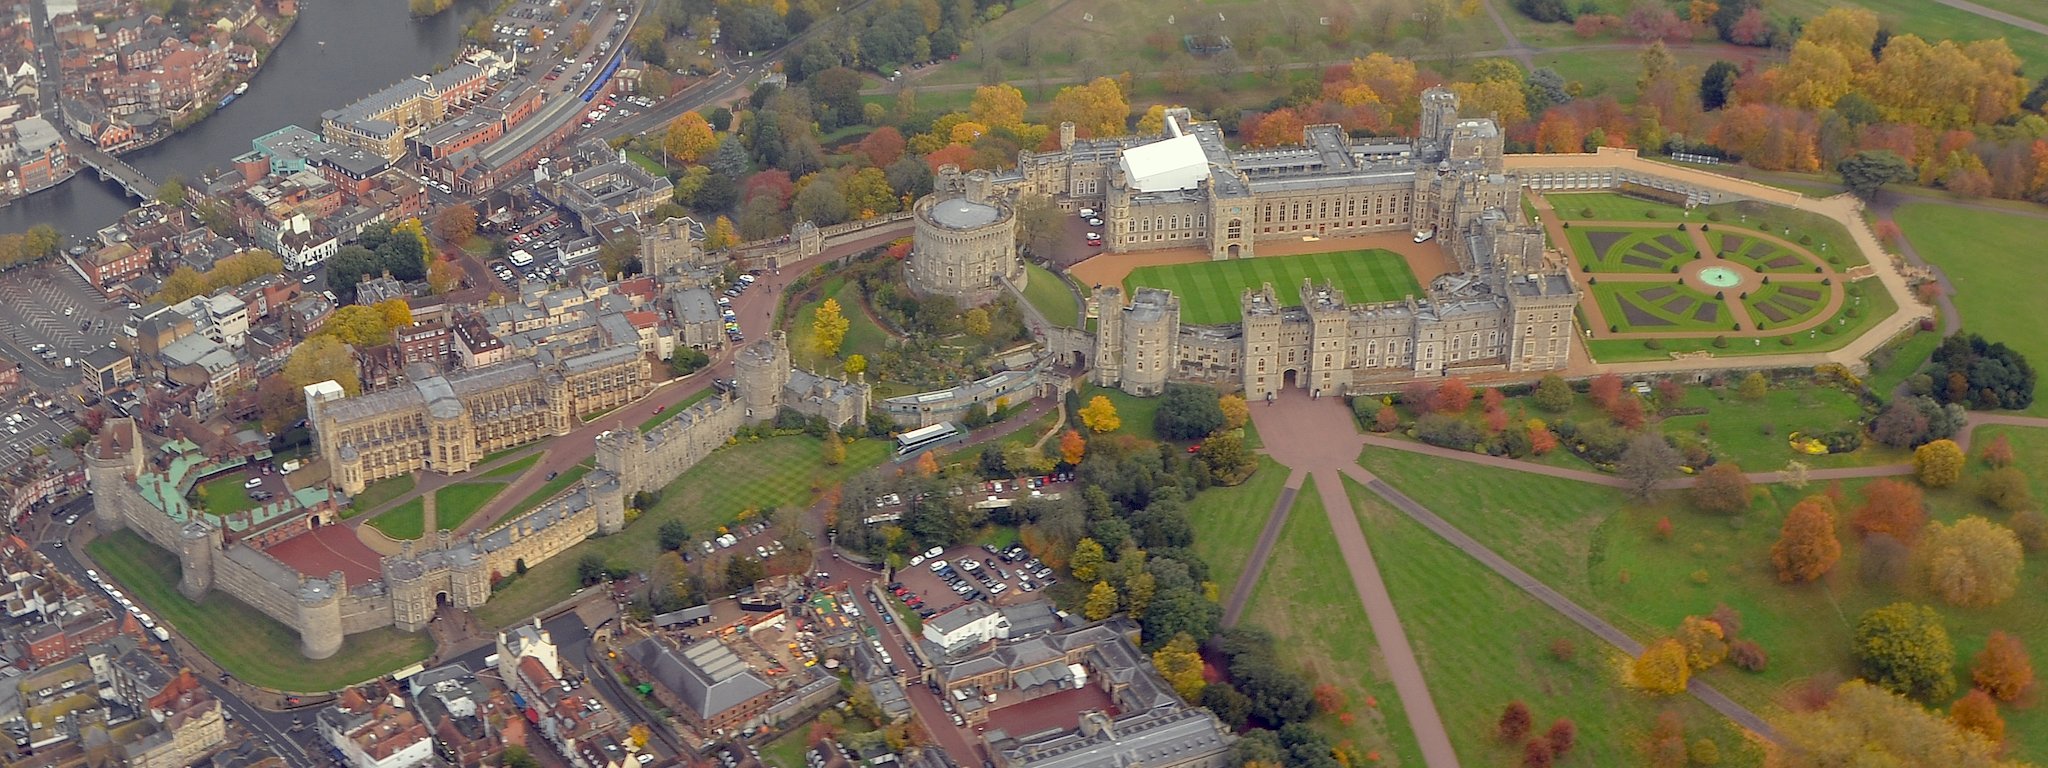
1134 214 1207 232
1259 194 1411 225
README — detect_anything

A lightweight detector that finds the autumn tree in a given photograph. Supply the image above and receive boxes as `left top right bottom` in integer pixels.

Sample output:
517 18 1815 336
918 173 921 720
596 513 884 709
844 354 867 377
705 216 738 250
1631 638 1692 694
1218 394 1249 431
1047 77 1130 138
1521 739 1553 768
1854 479 1928 543
812 298 850 357
856 126 906 167
1151 634 1207 702
1079 395 1121 434
1497 701 1532 742
1950 688 2005 744
434 203 478 242
1772 495 1843 583
1083 580 1120 620
1854 602 1956 702
1969 630 2034 703
1915 439 1966 488
282 335 360 395
914 451 939 477
256 374 305 433
1918 516 2024 608
1373 405 1400 432
426 258 462 294
969 83 1028 129
1545 719 1577 759
1738 372 1768 401
823 430 846 466
1617 434 1681 500
1677 615 1729 670
1776 681 2005 768
1976 467 2032 513
1980 434 2015 468
1070 538 1107 581
1435 377 1475 413
1691 463 1753 514
1589 372 1625 409
664 111 719 164
1059 429 1087 466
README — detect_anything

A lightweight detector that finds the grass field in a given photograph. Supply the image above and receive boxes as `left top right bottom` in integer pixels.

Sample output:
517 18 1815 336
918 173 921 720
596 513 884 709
192 472 259 516
1344 477 1765 766
481 453 541 479
478 437 890 627
1590 282 1731 333
1021 262 1081 327
1078 384 1161 441
642 387 718 433
1864 323 1944 397
1655 384 1900 470
790 278 895 373
435 482 507 531
1892 203 2048 415
1124 250 1422 325
1358 447 2048 764
1186 457 1292 592
346 475 414 518
1772 0 2048 74
368 498 427 539
1246 482 1423 765
88 530 432 692
502 463 594 520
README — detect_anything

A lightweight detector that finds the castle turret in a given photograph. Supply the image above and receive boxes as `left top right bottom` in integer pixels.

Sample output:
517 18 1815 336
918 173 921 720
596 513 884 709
86 418 143 529
593 472 627 535
735 332 792 424
176 519 218 601
1058 122 1076 151
296 572 345 660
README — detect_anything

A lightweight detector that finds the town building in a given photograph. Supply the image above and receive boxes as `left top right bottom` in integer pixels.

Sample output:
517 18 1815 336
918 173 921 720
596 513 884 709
619 637 777 735
321 64 486 160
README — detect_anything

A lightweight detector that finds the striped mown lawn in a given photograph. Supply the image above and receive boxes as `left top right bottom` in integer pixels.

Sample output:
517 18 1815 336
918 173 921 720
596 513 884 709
1124 250 1422 325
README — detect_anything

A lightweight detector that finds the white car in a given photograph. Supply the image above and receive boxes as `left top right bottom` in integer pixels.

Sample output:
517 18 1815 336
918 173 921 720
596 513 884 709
929 559 948 573
1078 208 1096 218
923 546 944 559
242 478 264 489
909 554 926 568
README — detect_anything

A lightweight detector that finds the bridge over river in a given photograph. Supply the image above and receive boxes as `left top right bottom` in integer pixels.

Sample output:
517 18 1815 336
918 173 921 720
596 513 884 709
74 145 157 201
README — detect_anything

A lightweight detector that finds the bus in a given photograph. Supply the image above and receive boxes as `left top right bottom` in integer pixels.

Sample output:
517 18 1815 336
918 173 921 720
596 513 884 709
894 422 961 459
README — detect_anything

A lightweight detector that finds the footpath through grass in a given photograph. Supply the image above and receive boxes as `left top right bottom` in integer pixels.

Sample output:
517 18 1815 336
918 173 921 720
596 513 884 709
1893 203 2048 415
1344 477 1763 766
1246 481 1423 766
479 436 889 627
1022 262 1081 327
1359 446 2048 764
88 530 431 692
1185 457 1291 592
481 453 541 479
1124 250 1421 325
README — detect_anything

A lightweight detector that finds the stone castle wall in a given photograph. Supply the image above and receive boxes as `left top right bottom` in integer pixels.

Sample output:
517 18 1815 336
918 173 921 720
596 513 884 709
210 545 305 629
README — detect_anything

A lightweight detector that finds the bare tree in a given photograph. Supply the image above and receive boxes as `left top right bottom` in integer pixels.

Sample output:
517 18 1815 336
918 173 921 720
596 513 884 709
1617 434 1682 500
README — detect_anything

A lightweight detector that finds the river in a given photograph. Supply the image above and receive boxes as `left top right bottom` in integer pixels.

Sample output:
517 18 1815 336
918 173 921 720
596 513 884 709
0 0 492 236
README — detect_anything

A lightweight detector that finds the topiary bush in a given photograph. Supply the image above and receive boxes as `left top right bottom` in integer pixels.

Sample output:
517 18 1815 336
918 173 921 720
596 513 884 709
1646 339 1665 350
1780 336 1797 346
1712 335 1730 348
1580 207 1595 218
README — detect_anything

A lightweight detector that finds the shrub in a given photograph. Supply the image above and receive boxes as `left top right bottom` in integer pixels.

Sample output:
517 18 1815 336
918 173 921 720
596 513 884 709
1712 335 1729 348
1645 339 1664 350
1415 414 1483 451
2008 510 2048 552
1580 207 1594 217
1728 639 1768 672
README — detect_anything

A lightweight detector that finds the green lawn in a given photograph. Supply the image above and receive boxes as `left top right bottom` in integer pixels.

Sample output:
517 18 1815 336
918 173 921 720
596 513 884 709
1655 384 1900 470
1078 383 1161 441
368 498 427 540
790 279 895 373
478 437 890 627
1770 0 2048 74
481 453 541 479
1893 203 2048 415
1585 278 1894 362
1864 323 1944 398
1590 282 1733 333
1247 481 1422 765
503 463 594 520
192 472 260 516
1344 477 1764 766
1124 250 1422 325
1358 447 2048 764
88 530 432 692
346 475 415 518
642 387 718 433
1708 231 1820 274
1186 457 1292 592
1021 262 1081 327
435 482 507 531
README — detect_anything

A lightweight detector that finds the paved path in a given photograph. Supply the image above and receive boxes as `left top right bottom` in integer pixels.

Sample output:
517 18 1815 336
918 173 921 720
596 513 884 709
1247 396 1459 768
1235 392 1801 761
1478 0 1536 67
1218 465 1305 628
1930 0 2048 36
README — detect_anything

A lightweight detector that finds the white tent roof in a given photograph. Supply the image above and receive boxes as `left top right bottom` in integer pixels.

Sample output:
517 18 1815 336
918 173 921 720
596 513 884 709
1119 133 1210 193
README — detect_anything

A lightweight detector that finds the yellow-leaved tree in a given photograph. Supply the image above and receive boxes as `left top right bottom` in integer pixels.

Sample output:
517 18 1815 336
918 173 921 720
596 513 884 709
812 298 850 357
1079 395 1120 434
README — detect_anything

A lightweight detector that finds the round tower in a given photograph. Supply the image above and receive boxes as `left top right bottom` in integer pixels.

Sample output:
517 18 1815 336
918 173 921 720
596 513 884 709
296 573 345 660
176 519 216 601
734 332 791 423
593 474 627 535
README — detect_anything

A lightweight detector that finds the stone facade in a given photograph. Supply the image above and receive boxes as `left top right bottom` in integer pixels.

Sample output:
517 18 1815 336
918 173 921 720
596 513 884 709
907 169 1025 307
998 89 1581 397
312 349 649 495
